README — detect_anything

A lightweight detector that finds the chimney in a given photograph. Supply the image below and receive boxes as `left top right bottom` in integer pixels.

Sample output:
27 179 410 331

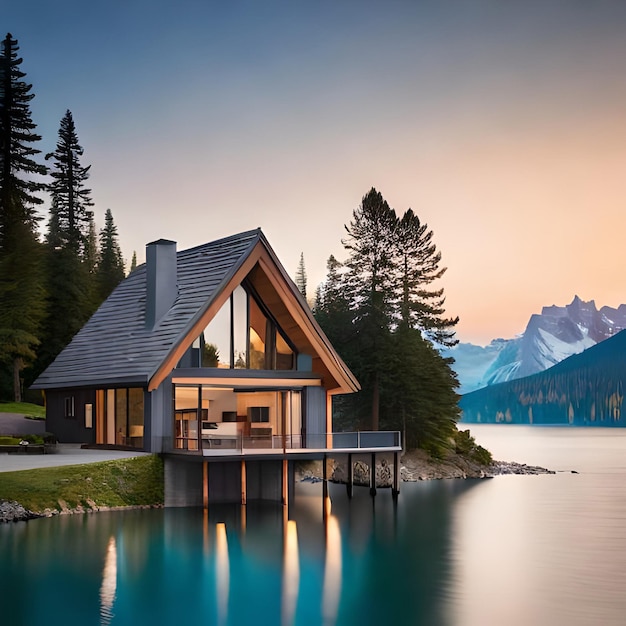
145 239 177 329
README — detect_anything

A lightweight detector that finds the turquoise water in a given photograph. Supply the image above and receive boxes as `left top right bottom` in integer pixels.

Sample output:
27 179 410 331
2 426 626 626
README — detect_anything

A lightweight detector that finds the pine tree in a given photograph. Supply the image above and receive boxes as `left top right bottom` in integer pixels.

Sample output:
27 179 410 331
314 255 353 361
0 203 45 401
342 188 398 430
316 187 461 451
387 325 459 454
295 252 307 300
394 208 459 346
0 33 46 400
45 110 93 254
314 255 356 429
129 250 137 273
37 111 96 372
96 209 125 301
84 214 98 274
0 33 47 245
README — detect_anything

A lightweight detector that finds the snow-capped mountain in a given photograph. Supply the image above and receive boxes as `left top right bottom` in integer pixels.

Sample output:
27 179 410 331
441 339 508 394
460 328 626 426
447 296 626 393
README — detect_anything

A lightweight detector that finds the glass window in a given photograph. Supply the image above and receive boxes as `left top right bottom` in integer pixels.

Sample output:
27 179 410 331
201 297 232 368
64 397 75 418
186 283 298 372
128 389 144 446
116 389 127 445
249 297 268 369
276 331 294 370
96 388 144 448
232 286 248 368
174 386 199 450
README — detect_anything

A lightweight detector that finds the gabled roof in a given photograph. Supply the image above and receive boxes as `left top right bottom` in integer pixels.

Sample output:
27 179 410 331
32 228 359 394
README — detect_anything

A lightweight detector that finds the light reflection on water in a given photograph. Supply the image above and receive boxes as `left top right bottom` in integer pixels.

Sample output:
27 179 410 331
1 427 626 625
99 536 117 625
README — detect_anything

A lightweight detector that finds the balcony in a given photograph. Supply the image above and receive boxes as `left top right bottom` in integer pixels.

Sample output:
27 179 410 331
171 431 402 457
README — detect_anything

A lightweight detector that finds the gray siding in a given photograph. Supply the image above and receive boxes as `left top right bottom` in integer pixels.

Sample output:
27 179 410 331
149 379 173 453
305 386 327 438
45 389 96 443
164 458 203 507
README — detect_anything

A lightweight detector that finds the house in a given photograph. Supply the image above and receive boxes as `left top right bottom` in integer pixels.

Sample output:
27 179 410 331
32 229 401 506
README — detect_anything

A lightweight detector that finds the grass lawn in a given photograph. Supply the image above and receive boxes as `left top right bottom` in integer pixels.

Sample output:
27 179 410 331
0 402 45 419
0 455 164 512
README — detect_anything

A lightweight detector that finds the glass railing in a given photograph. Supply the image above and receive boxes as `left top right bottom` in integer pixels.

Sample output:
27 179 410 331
187 431 401 454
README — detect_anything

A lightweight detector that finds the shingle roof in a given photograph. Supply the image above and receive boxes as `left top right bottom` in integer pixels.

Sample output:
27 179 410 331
32 229 262 390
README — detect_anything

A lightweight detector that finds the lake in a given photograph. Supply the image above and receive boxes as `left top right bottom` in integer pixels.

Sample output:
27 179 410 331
2 425 626 625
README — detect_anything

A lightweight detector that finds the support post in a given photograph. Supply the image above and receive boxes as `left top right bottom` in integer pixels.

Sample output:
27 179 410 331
346 453 354 499
322 453 329 521
282 458 289 507
203 462 209 509
392 451 400 500
241 459 247 505
369 452 377 497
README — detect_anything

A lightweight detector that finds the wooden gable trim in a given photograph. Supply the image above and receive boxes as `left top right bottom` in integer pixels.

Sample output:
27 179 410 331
255 250 359 393
147 237 359 394
147 242 264 391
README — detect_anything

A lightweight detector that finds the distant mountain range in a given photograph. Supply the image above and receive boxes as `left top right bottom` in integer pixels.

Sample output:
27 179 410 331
459 327 626 426
444 296 626 394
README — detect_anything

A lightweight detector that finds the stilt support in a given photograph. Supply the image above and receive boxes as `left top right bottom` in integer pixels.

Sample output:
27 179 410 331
369 452 377 497
392 452 400 500
282 458 289 507
203 462 209 509
241 459 247 505
322 454 328 499
346 453 354 499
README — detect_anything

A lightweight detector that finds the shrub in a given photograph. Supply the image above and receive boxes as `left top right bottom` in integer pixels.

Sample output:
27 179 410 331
454 429 493 466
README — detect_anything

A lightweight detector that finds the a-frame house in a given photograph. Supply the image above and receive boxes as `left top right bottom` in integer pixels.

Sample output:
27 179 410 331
32 229 400 505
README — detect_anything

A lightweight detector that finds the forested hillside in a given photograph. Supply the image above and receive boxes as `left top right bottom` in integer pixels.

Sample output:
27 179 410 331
460 329 626 426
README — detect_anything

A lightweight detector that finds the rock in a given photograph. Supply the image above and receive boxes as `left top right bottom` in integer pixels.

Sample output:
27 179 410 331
296 449 555 486
0 500 42 523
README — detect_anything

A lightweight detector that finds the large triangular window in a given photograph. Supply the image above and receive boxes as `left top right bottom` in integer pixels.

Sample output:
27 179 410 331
198 283 296 370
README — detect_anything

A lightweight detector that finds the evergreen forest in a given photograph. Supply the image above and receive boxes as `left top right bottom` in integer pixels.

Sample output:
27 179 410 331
0 33 126 401
314 188 462 455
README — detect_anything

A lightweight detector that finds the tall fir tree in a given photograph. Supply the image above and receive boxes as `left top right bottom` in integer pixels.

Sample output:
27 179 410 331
315 187 460 451
342 188 398 430
45 110 93 254
0 33 47 247
84 213 98 273
0 33 46 400
295 252 307 300
394 208 459 346
96 208 125 301
129 250 137 273
37 111 95 373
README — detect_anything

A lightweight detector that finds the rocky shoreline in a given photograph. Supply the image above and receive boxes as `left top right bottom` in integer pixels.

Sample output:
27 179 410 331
0 500 42 523
297 449 555 488
1 451 555 523
0 500 162 523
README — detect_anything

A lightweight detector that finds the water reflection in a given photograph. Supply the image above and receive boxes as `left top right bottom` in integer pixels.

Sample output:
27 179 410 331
322 515 342 626
99 536 117 625
215 523 229 625
0 482 481 626
282 520 300 626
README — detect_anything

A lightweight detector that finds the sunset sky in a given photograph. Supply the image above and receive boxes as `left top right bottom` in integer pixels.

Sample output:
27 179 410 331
6 1 626 345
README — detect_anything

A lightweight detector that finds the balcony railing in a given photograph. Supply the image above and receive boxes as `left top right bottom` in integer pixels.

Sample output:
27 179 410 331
172 431 401 455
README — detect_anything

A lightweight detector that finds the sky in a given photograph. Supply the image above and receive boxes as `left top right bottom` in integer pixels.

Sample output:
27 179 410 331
5 0 626 345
